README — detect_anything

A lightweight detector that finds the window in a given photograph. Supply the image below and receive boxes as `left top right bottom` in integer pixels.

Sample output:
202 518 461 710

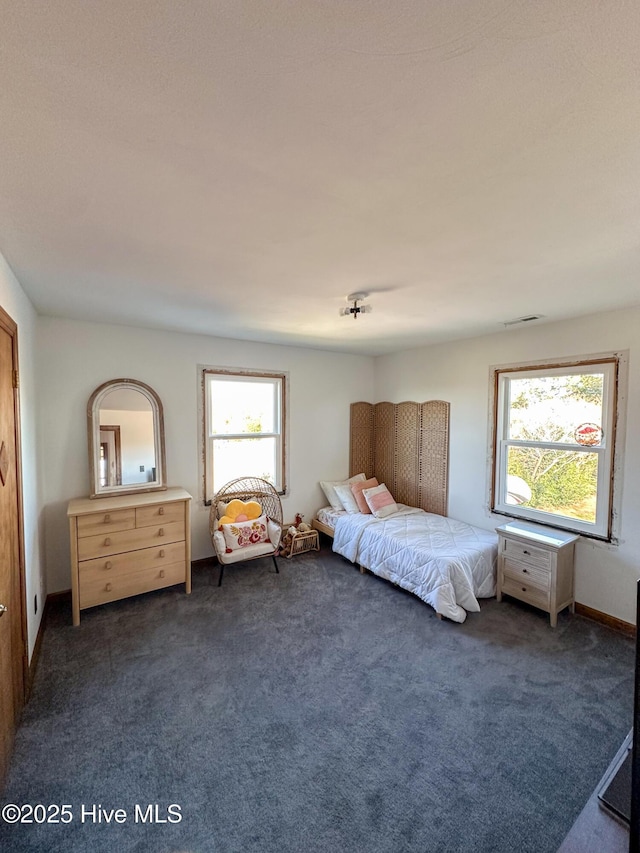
492 357 619 540
203 369 286 501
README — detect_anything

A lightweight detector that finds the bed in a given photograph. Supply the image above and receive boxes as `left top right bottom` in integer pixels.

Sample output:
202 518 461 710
314 399 498 622
313 505 498 623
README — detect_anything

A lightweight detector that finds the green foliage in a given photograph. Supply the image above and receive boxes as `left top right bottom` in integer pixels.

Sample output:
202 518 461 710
508 448 597 519
505 371 603 520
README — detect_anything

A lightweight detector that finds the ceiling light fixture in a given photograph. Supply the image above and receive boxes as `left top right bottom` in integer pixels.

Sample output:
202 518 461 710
339 292 372 320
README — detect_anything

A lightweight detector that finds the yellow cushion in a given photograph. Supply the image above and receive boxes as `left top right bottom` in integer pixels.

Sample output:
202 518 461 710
218 499 262 527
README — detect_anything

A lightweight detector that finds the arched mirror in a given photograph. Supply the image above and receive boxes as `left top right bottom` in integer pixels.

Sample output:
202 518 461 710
87 379 167 498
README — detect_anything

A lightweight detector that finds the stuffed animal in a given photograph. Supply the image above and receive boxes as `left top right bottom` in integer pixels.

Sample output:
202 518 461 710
279 527 298 557
297 522 312 533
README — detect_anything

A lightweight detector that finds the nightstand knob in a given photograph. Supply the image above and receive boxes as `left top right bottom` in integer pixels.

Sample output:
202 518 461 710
105 561 112 570
159 550 165 558
159 506 165 515
104 537 111 546
104 514 111 523
159 528 164 536
159 570 165 579
105 583 112 592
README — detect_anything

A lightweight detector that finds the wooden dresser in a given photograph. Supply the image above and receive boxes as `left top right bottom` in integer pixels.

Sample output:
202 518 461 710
496 520 579 627
68 487 192 625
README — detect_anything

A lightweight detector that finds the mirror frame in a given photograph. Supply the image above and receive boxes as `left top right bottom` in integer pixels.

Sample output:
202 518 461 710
87 378 167 499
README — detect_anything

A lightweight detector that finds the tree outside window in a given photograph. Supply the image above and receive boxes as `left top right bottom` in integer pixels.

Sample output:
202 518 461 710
493 359 618 539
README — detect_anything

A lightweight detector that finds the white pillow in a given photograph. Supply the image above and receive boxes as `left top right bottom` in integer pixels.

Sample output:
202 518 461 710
319 473 366 510
221 515 269 551
334 483 360 513
362 483 399 519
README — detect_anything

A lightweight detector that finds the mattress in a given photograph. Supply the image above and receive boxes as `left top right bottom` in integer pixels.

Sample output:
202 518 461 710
332 505 498 623
315 506 347 530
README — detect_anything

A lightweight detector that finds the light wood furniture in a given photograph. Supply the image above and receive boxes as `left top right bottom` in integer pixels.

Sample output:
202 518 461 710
496 520 578 627
68 487 192 625
350 400 450 516
286 529 320 558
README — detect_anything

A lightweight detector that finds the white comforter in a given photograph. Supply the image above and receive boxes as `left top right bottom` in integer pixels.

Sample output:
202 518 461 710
332 505 498 623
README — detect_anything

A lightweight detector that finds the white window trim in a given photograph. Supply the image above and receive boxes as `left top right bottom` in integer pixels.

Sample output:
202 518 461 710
200 366 288 504
488 351 628 543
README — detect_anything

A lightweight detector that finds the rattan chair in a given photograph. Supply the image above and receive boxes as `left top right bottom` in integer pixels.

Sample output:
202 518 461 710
210 476 283 586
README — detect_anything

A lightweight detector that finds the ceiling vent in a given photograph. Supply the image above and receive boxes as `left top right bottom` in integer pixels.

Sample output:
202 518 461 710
502 314 544 327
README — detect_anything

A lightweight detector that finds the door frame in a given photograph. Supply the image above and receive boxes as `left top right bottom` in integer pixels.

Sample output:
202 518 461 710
0 304 28 742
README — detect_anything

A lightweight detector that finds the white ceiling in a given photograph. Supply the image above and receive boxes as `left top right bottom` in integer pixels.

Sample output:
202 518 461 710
2 1 639 356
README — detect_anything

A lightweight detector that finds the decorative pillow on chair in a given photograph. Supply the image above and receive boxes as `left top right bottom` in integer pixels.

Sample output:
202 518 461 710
362 483 399 519
221 515 269 552
320 473 366 510
218 499 262 527
350 477 379 513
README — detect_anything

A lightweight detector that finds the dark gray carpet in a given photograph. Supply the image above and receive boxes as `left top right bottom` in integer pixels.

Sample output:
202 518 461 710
1 545 634 853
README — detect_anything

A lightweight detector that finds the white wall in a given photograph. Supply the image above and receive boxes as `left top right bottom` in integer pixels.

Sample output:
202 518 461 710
0 254 44 659
37 317 375 593
375 306 640 625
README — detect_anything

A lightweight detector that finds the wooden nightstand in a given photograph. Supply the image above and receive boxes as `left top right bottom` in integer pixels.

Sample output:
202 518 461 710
496 520 578 627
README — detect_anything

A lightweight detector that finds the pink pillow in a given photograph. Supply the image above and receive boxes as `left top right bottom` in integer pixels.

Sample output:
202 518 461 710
351 477 379 513
362 483 398 519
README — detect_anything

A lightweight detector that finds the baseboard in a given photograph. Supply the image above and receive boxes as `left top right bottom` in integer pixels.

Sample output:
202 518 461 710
575 602 636 638
191 556 219 569
26 590 70 700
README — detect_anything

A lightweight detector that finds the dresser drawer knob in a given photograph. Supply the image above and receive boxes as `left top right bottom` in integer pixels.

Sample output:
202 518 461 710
104 514 111 523
159 550 165 558
105 583 112 592
105 561 112 570
159 570 165 579
523 549 530 555
521 586 527 592
522 568 528 573
159 507 165 516
159 528 164 536
104 537 111 546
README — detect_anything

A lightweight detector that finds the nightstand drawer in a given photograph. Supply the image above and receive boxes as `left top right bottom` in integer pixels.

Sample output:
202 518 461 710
501 575 550 610
503 538 551 569
502 557 550 590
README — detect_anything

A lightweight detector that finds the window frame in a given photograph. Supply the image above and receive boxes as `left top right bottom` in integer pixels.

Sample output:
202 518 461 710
202 367 287 503
491 356 620 541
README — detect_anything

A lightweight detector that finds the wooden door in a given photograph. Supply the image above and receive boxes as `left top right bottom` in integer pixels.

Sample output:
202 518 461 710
0 306 26 789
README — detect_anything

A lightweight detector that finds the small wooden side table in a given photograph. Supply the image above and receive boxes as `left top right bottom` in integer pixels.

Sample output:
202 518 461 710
496 520 578 627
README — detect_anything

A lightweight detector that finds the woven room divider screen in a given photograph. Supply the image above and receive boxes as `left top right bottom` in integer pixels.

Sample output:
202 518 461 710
349 400 450 516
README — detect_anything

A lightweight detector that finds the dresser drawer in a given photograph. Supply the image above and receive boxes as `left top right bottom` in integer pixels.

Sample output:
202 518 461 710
502 557 550 591
501 575 550 610
79 541 186 580
77 508 136 538
503 538 551 569
77 519 186 560
79 561 186 609
136 501 184 528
